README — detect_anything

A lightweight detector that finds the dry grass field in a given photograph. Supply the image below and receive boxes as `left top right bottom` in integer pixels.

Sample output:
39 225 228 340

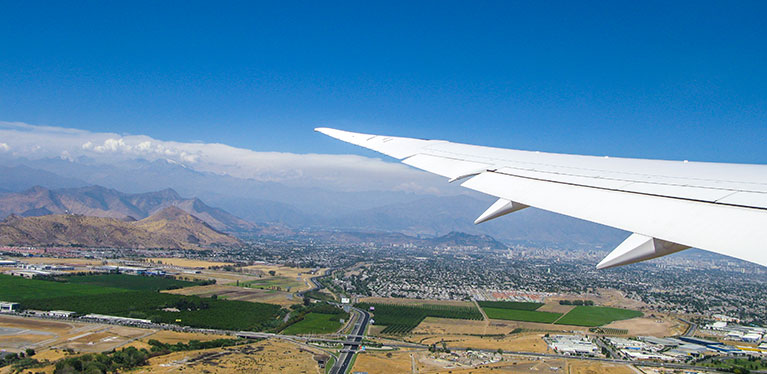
407 317 588 342
352 350 415 374
148 258 234 268
385 353 625 374
63 326 153 353
163 284 296 306
568 360 636 374
415 356 568 374
412 317 492 335
241 264 325 293
417 333 550 353
602 314 684 336
135 338 321 374
536 303 575 314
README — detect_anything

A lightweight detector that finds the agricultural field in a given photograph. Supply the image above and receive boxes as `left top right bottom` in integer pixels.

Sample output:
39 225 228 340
1 274 283 331
63 273 202 291
0 273 127 300
20 291 283 331
482 308 562 323
478 301 562 323
241 276 305 292
554 306 643 327
164 284 297 306
477 301 543 311
476 300 642 327
357 302 483 334
281 311 345 335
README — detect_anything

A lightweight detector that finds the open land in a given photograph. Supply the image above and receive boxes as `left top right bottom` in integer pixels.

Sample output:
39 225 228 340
134 338 322 374
148 258 234 268
164 284 296 306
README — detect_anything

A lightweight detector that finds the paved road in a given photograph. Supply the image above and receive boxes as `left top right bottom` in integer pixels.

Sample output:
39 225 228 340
330 307 370 374
678 317 697 337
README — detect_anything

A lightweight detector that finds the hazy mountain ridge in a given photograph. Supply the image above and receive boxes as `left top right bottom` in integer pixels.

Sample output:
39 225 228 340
0 161 627 248
0 185 255 233
0 206 241 249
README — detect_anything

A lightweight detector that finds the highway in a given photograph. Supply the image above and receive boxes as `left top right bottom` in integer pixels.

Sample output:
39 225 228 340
329 306 370 374
679 317 698 337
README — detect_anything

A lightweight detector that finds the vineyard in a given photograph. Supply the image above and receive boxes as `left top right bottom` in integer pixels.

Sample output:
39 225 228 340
477 301 543 311
356 302 483 334
554 306 643 327
63 273 203 291
20 290 284 331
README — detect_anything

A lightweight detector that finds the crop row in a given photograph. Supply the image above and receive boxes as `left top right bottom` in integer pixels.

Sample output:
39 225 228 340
356 302 483 334
476 301 543 311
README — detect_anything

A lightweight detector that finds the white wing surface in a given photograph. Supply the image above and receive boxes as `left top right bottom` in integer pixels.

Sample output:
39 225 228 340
316 128 767 269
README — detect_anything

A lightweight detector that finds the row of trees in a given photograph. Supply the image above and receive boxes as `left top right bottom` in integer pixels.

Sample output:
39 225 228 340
558 300 595 306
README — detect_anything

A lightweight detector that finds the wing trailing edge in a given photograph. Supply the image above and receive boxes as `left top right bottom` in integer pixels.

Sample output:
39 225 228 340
316 127 767 268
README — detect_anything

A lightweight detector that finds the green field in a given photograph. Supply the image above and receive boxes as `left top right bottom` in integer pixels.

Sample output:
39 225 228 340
20 291 282 331
482 307 562 323
0 274 127 300
476 300 642 326
63 274 201 291
554 306 643 327
0 273 283 331
356 302 483 334
477 301 543 311
281 312 345 335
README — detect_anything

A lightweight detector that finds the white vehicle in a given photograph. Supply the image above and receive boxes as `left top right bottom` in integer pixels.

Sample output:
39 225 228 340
317 128 767 269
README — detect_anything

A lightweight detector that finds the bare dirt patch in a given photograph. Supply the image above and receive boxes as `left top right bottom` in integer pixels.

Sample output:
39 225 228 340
353 349 415 374
164 284 296 306
136 338 320 374
602 314 681 337
417 333 550 353
137 330 232 345
568 360 636 374
537 303 575 314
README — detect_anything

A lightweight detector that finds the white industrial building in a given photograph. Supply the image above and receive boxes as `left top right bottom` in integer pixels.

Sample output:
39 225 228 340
546 335 599 356
82 313 151 324
0 301 19 313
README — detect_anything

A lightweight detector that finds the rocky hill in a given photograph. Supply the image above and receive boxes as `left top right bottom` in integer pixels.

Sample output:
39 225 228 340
0 185 255 233
0 206 241 250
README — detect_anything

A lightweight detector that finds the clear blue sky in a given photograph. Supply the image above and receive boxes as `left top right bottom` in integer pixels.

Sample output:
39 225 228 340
1 1 765 163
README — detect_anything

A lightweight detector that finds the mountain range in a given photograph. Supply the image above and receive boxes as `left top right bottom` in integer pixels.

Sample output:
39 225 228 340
0 184 255 233
0 160 628 249
0 206 241 250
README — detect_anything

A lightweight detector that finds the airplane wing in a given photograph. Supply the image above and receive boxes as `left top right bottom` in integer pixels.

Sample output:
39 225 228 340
315 127 767 269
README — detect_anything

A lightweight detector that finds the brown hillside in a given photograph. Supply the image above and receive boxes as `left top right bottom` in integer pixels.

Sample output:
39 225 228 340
0 207 241 250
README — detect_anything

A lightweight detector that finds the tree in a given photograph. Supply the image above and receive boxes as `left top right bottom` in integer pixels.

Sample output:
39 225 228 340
268 270 276 276
25 348 36 356
303 296 311 306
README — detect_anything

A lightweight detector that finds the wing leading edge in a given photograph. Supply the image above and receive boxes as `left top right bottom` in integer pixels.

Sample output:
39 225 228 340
316 127 767 269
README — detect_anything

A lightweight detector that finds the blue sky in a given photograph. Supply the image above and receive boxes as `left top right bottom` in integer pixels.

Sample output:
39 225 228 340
1 1 766 163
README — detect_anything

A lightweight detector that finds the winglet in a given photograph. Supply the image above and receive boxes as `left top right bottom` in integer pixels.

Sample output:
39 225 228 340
597 233 690 269
474 198 528 224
